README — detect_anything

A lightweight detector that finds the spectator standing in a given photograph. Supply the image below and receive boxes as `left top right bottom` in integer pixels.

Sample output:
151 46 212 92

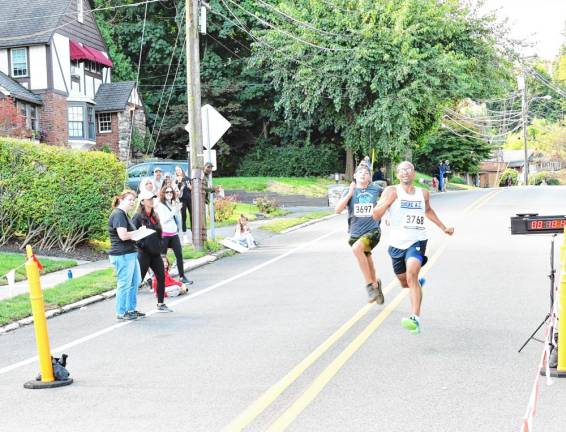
175 166 192 239
156 185 191 284
132 190 172 313
108 190 145 321
152 167 164 193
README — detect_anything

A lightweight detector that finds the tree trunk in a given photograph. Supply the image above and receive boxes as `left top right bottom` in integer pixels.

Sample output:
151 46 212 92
345 148 354 181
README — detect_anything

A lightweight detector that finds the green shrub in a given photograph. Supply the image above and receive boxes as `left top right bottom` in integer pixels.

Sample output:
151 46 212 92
254 196 280 214
0 137 126 251
214 195 238 222
529 171 561 186
237 140 341 177
499 168 518 186
449 175 466 184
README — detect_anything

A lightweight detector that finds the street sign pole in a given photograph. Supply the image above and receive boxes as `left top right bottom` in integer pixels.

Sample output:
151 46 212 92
186 0 205 250
205 109 216 241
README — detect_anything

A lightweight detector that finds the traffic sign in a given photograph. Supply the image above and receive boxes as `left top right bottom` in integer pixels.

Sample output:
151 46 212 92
184 105 231 150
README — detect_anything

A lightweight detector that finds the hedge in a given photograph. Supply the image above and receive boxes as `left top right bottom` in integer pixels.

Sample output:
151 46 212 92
237 141 341 177
499 168 518 186
0 138 126 251
529 171 561 186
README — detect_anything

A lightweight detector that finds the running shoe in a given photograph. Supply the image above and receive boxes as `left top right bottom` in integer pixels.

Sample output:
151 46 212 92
157 303 173 313
374 279 384 305
180 276 193 285
418 277 426 287
117 312 137 321
401 316 421 334
130 310 146 318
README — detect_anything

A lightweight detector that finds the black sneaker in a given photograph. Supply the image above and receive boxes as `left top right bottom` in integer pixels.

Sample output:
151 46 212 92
117 312 137 321
180 276 193 285
130 310 146 318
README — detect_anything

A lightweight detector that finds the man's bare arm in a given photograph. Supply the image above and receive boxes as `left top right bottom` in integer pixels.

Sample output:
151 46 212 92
423 190 454 235
372 186 397 220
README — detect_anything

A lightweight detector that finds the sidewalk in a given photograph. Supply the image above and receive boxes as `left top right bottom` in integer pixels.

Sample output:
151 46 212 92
0 206 331 302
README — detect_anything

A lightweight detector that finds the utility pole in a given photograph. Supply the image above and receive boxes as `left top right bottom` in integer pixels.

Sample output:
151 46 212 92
518 72 529 185
186 0 205 249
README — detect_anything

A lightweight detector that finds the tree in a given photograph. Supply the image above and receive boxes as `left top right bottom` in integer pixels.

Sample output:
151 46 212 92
249 0 515 166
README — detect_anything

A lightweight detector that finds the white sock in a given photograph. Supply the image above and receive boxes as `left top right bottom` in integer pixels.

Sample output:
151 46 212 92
412 315 421 324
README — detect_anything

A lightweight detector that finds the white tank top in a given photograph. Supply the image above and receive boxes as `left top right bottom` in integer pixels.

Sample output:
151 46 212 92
388 185 428 249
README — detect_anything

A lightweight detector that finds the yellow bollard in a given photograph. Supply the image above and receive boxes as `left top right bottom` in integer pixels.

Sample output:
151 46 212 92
557 241 566 373
23 245 72 389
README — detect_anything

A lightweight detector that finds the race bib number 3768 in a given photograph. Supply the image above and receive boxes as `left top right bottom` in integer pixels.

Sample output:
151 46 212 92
354 203 373 217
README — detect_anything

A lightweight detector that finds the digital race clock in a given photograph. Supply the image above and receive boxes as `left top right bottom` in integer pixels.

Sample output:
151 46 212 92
511 214 566 235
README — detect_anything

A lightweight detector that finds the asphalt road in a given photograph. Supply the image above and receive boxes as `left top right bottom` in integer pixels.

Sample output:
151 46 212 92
1 186 566 432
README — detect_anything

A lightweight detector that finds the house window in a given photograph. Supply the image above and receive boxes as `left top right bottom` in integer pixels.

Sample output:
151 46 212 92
68 106 84 138
87 106 95 140
11 48 28 77
98 113 112 133
30 106 38 131
16 101 39 131
78 0 83 23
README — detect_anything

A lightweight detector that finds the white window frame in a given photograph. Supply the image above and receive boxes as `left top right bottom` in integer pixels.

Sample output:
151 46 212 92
11 48 28 78
68 106 84 138
98 112 112 133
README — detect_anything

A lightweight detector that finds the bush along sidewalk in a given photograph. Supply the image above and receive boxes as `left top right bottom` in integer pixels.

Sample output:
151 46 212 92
0 252 77 285
0 248 231 333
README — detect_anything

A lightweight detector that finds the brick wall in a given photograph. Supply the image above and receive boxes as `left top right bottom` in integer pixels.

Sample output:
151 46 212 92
40 92 68 146
0 96 28 138
95 112 119 154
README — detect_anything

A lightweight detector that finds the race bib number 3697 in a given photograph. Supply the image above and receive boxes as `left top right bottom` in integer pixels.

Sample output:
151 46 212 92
354 203 373 217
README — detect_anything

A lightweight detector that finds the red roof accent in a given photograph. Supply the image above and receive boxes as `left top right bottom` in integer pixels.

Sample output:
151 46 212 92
69 40 113 68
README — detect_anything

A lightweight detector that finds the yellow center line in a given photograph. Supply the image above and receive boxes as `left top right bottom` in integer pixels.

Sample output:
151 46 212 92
266 190 502 431
223 189 501 432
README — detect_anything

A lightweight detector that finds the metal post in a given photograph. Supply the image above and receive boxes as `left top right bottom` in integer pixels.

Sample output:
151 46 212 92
558 227 566 373
520 72 529 185
186 0 205 250
205 110 216 241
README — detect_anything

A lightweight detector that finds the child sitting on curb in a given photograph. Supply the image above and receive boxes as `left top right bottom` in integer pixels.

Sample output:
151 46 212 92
234 214 257 249
152 256 190 298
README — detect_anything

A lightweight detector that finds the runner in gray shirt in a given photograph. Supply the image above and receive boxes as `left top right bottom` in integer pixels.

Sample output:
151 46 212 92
335 164 384 304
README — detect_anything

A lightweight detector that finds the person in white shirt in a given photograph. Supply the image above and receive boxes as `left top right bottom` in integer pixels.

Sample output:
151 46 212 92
372 161 454 334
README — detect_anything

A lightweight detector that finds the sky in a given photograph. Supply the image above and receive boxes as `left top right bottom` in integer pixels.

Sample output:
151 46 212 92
481 0 565 60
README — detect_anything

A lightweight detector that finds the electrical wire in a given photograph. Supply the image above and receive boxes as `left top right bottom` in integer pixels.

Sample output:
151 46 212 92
206 33 243 59
223 0 354 52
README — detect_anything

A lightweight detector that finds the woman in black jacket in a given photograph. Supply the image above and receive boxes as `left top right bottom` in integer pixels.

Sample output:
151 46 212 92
175 165 192 237
132 190 172 313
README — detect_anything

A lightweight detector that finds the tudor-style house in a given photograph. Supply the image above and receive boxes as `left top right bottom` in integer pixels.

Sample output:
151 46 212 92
0 0 145 160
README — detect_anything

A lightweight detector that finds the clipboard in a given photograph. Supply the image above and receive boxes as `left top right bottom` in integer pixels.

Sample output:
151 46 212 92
131 228 156 242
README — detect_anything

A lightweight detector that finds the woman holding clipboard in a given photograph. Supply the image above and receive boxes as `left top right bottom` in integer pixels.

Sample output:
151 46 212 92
132 190 172 313
108 190 148 321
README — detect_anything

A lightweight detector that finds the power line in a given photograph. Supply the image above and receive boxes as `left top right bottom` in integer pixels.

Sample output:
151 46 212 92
254 0 348 37
0 0 162 24
223 0 354 52
206 33 243 59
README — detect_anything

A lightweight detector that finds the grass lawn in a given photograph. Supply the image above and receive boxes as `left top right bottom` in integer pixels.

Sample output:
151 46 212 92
260 211 334 233
216 177 333 198
0 252 77 286
0 268 115 326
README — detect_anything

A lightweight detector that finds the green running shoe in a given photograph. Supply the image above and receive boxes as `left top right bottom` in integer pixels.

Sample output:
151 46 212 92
402 316 420 334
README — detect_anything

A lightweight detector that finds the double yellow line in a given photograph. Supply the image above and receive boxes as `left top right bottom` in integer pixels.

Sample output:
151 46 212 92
224 189 500 432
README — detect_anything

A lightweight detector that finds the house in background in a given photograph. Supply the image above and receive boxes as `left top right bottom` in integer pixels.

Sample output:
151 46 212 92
0 0 145 160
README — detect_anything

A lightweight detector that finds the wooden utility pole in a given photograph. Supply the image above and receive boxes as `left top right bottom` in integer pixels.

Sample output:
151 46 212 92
186 0 205 249
519 72 529 185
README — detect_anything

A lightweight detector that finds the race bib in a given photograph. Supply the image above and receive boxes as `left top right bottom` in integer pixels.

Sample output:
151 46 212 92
403 214 425 230
354 203 373 217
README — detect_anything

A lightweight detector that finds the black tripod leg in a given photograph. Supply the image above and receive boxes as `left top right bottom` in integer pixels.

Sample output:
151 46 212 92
518 314 550 353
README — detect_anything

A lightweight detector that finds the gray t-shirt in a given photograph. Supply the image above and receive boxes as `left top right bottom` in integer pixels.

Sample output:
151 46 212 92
344 184 382 237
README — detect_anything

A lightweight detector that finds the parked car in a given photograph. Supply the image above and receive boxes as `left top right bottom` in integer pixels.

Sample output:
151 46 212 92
127 160 190 191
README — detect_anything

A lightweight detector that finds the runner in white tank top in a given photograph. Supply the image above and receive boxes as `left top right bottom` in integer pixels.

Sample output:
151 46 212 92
388 185 428 250
371 161 454 334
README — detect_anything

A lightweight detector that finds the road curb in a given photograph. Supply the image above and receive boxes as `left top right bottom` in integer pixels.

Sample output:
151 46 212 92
280 213 338 234
0 249 231 335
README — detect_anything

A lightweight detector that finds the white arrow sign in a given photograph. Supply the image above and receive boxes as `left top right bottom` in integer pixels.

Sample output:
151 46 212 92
185 105 231 150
